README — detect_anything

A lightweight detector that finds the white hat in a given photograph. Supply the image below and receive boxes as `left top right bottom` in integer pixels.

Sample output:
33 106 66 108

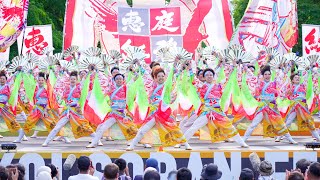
36 171 52 180
36 166 51 176
144 167 157 175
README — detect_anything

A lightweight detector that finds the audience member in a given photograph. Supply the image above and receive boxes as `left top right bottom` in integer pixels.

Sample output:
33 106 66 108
145 158 159 172
167 170 177 180
114 158 131 180
239 168 254 180
6 164 19 180
36 166 52 180
177 167 192 180
296 159 311 174
103 163 119 180
305 162 320 180
68 156 99 180
46 164 59 180
143 170 160 180
286 171 304 180
249 152 275 180
15 164 25 180
134 158 159 180
36 171 52 180
144 167 157 174
200 163 222 180
0 165 8 180
257 161 275 180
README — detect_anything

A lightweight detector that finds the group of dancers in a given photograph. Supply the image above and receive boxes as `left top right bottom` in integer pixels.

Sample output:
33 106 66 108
0 44 319 150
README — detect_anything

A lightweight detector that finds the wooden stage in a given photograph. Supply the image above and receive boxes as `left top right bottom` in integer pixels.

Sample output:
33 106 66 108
0 135 318 153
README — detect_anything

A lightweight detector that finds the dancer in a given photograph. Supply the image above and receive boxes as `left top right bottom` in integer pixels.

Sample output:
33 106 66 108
42 71 98 146
126 68 186 151
174 62 202 148
275 73 320 141
232 64 258 124
182 68 248 150
104 67 120 141
0 71 24 142
87 73 138 148
243 66 297 144
15 72 61 142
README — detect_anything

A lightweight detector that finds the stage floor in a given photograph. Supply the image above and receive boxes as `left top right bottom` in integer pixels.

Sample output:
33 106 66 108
1 136 319 153
1 116 320 153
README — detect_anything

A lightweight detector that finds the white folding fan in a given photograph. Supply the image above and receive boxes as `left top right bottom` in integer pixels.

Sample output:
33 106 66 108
40 47 55 56
63 45 79 58
306 54 320 66
201 46 220 62
83 47 102 57
53 53 64 61
24 53 39 64
38 56 59 71
78 57 104 72
269 56 287 68
8 56 28 73
229 49 256 63
59 60 78 72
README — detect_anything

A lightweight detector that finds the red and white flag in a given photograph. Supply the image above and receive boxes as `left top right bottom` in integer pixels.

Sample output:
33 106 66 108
302 24 320 57
17 25 53 57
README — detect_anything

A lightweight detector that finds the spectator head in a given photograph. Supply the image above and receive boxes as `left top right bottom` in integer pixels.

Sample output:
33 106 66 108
103 163 119 180
10 164 25 180
296 159 311 174
288 171 304 180
145 158 159 172
16 164 25 179
259 161 274 176
114 158 127 172
77 156 91 173
306 162 320 180
46 164 58 178
239 168 254 180
167 170 177 180
144 170 160 180
177 167 192 180
6 164 19 180
0 165 8 180
201 163 222 180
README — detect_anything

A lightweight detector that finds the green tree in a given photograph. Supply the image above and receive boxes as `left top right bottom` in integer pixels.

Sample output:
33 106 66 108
232 0 320 54
232 0 249 28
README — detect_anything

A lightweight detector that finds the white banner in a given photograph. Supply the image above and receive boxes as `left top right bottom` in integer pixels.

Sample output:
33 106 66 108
302 24 320 57
17 24 53 57
63 0 234 62
0 47 10 62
